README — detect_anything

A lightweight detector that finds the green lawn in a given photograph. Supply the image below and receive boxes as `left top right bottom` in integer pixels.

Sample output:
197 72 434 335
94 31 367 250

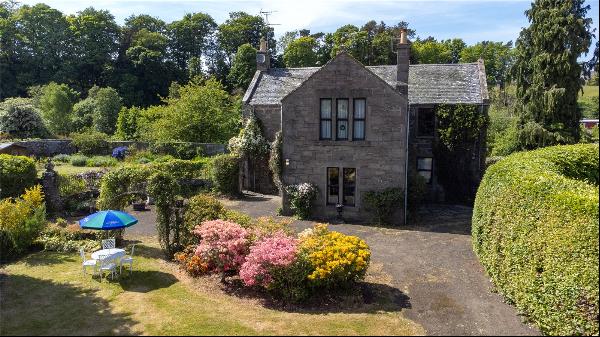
0 238 424 336
580 85 599 98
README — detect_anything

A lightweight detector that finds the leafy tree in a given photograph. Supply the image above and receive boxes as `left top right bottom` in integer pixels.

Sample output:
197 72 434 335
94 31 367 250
461 41 514 87
72 97 95 131
227 43 257 90
39 82 78 135
411 38 452 64
67 7 119 91
513 0 594 145
147 78 240 143
277 30 298 55
217 12 274 66
283 36 318 67
0 97 49 138
331 25 370 64
316 33 334 66
115 106 142 140
10 4 73 92
442 38 466 64
88 86 122 134
167 12 216 75
371 31 396 65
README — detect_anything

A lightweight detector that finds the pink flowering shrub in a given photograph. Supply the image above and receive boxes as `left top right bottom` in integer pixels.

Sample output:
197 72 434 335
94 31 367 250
239 232 298 287
193 220 249 273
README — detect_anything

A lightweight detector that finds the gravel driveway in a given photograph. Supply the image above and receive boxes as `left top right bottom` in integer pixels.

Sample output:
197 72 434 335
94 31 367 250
126 192 539 336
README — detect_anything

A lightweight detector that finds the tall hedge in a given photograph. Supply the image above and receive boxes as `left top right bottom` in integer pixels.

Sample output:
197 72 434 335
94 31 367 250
0 154 37 199
472 144 599 335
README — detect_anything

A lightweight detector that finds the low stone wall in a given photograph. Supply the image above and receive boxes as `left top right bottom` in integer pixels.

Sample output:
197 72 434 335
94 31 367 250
15 139 226 157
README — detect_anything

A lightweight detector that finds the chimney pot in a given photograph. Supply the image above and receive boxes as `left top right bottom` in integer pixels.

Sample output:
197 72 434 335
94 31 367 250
399 28 407 44
259 38 267 52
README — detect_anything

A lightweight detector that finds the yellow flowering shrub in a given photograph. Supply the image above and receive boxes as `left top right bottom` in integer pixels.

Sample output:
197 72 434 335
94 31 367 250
299 224 370 287
0 185 46 260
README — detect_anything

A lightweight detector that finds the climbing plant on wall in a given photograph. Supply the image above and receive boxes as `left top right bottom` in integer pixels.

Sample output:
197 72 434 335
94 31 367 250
434 104 487 203
268 131 283 190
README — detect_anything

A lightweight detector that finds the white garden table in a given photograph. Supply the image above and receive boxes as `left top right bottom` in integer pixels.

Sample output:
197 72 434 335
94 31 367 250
91 248 126 262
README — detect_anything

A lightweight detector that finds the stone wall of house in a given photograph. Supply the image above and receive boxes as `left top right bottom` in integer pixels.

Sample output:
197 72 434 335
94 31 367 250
281 53 408 223
14 139 226 157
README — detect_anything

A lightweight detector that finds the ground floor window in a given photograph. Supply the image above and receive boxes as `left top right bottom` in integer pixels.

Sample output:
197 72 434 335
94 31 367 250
326 167 356 206
417 157 433 184
327 167 339 205
343 168 356 206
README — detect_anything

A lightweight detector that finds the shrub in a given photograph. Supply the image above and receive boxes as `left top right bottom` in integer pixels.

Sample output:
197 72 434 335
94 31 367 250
0 154 37 198
0 97 49 138
285 183 318 219
222 209 253 228
228 113 270 157
85 156 118 167
174 245 210 276
268 131 283 189
71 130 109 155
147 171 182 257
69 154 89 167
250 217 293 240
193 220 249 277
97 165 154 210
52 154 71 163
149 142 205 160
299 224 371 289
472 144 599 335
182 194 225 245
363 187 404 225
0 185 46 260
209 154 240 196
407 173 427 218
239 233 298 287
58 174 86 198
35 221 101 252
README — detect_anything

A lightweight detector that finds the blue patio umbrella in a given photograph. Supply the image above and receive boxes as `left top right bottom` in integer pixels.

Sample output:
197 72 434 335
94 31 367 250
79 210 138 230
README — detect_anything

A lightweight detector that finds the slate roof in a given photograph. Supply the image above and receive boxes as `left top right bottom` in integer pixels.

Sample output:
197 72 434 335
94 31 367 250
243 63 489 106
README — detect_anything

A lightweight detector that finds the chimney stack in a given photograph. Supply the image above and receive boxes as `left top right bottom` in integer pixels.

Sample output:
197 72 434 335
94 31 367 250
256 37 270 71
396 28 410 94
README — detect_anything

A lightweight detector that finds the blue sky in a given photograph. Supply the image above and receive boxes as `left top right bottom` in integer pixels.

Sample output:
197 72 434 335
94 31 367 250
24 0 599 57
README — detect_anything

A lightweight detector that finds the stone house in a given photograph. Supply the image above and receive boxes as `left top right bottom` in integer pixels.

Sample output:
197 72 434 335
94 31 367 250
242 30 489 223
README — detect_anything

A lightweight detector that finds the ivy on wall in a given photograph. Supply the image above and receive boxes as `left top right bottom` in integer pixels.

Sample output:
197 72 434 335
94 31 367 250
268 131 283 190
434 104 488 203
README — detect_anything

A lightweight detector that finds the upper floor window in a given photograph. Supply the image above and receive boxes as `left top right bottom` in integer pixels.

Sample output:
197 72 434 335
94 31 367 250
320 99 332 140
353 99 366 140
336 99 349 140
417 107 435 137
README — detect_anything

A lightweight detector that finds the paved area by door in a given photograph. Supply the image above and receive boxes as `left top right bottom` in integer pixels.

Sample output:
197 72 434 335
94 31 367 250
221 193 540 336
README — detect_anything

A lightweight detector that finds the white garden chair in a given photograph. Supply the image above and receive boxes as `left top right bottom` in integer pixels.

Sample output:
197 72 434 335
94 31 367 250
102 238 116 249
120 244 135 275
97 255 117 281
79 248 97 276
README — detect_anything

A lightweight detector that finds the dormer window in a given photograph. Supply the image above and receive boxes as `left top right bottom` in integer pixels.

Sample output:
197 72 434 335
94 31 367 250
320 99 332 140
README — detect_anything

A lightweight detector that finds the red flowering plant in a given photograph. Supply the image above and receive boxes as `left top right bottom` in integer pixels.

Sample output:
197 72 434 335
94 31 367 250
193 220 250 281
239 232 298 287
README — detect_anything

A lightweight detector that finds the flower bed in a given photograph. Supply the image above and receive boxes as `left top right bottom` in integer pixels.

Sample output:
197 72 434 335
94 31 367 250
177 219 371 302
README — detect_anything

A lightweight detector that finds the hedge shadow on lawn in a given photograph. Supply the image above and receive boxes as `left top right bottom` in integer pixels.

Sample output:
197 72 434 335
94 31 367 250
0 273 137 335
118 270 178 293
20 250 77 267
221 279 412 314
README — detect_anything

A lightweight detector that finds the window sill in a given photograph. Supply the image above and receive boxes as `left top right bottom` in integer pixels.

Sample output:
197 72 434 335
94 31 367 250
315 140 373 146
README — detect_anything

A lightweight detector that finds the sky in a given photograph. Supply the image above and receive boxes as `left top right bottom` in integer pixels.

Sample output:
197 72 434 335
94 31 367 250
19 0 600 57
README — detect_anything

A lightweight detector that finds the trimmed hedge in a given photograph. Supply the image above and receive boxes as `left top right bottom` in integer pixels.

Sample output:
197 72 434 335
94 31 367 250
472 144 599 335
0 154 37 198
208 154 240 197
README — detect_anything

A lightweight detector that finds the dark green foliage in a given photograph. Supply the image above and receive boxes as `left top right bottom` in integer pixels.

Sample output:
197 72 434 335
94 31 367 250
472 144 599 335
39 82 79 135
148 142 205 160
71 130 109 155
268 131 283 189
407 173 426 218
434 104 487 203
363 187 404 226
513 0 594 145
147 171 182 257
0 154 37 198
227 43 257 90
283 36 318 67
208 153 240 197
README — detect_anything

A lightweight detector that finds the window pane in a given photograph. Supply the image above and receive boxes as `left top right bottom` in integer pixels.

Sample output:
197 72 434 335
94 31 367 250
354 99 365 119
343 168 356 206
337 99 348 119
418 171 432 183
354 120 365 140
321 120 332 139
320 99 331 118
337 120 348 139
417 108 435 137
417 158 433 170
327 167 339 205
